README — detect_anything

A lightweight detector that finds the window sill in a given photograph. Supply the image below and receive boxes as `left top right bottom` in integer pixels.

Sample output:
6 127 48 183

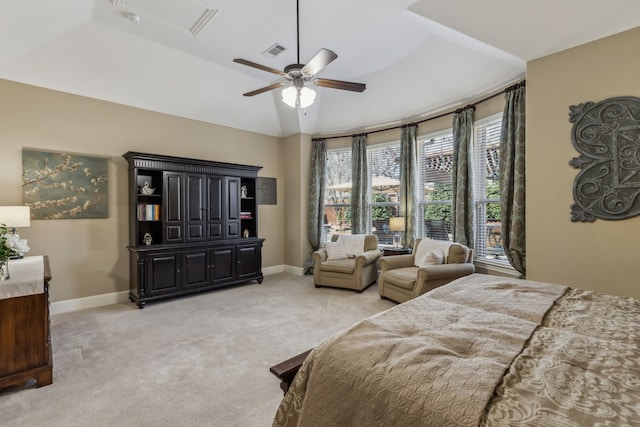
473 259 519 278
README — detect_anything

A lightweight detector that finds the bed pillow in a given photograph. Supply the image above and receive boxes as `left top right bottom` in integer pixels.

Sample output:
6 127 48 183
325 241 348 260
419 250 445 266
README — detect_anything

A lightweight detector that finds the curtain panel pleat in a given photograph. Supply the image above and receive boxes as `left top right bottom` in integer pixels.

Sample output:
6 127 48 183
500 85 526 276
400 125 419 247
452 107 475 248
351 134 369 234
303 139 327 274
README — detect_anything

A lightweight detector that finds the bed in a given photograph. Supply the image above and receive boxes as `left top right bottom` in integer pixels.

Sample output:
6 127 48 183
272 273 640 426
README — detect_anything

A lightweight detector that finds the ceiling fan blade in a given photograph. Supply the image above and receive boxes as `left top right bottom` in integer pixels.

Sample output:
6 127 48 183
233 58 284 76
301 48 338 76
242 82 286 97
314 78 366 93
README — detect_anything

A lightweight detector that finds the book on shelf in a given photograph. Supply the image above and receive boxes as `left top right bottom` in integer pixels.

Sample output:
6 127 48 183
138 204 160 221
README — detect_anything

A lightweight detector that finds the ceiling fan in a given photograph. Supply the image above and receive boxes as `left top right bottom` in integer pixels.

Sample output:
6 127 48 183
233 0 366 108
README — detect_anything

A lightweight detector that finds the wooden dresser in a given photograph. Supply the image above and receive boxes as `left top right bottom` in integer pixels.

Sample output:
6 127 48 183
0 255 53 391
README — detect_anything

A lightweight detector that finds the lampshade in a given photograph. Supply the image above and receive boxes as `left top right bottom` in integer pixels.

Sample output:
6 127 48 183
282 85 316 108
389 217 405 232
0 206 31 228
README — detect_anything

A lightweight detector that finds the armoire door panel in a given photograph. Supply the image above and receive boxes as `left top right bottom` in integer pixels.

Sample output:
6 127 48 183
186 174 206 242
164 173 182 222
147 252 180 296
164 172 184 243
227 177 240 221
211 247 235 283
186 174 205 222
183 250 209 288
228 222 240 238
207 176 223 221
187 224 204 239
237 245 259 279
207 176 224 239
208 223 223 239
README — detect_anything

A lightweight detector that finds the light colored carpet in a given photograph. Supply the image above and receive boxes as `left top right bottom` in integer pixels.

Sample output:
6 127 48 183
0 273 394 426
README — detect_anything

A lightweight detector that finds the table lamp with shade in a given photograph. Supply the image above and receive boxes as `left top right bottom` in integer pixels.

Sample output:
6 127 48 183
0 206 31 234
389 217 405 248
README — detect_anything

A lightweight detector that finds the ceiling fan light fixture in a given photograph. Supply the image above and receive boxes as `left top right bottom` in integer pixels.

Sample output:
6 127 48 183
234 0 364 103
282 86 298 108
299 86 316 108
282 85 316 108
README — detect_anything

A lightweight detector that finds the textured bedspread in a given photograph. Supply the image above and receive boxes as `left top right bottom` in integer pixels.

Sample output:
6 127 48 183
273 274 640 426
482 287 640 426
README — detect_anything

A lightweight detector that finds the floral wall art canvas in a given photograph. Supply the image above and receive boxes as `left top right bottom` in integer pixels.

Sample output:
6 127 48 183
22 149 109 220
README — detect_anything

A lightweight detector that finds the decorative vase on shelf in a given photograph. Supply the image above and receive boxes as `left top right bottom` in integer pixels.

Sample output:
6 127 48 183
0 259 9 281
140 181 155 195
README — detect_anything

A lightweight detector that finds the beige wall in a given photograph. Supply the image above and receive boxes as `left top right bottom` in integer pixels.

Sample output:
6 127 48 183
283 133 312 270
0 79 285 303
527 26 640 298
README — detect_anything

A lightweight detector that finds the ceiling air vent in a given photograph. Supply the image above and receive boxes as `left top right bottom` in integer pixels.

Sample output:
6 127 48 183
262 43 286 59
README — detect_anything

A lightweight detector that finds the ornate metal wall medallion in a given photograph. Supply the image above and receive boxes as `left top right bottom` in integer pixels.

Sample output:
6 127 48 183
568 96 640 222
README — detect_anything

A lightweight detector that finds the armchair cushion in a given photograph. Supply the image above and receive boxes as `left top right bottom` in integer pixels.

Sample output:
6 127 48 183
420 250 445 266
319 258 356 274
447 245 471 264
325 241 348 260
413 238 470 266
337 235 365 257
383 267 418 290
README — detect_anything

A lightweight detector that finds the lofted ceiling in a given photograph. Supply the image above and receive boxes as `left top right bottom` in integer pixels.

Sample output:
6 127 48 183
1 0 639 137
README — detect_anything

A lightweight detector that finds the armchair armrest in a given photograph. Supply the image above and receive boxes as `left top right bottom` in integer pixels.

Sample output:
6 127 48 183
415 263 476 295
313 249 328 264
379 254 414 272
355 249 382 266
418 263 475 279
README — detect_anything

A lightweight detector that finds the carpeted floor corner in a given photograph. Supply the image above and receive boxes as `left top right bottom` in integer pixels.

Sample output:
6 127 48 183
0 273 394 427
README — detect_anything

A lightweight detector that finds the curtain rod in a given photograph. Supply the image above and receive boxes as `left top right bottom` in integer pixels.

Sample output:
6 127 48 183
313 80 525 141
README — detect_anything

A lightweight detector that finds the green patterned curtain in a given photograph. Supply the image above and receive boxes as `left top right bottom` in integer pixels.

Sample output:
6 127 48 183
399 125 419 247
500 84 526 276
351 134 369 234
452 106 475 248
303 138 327 275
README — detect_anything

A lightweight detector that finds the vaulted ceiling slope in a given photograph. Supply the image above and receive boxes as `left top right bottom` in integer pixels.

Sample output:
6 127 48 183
1 0 639 137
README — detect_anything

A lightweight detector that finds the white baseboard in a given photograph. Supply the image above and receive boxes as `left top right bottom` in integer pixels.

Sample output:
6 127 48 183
284 265 304 276
51 290 130 315
264 265 304 276
51 265 295 315
262 265 285 275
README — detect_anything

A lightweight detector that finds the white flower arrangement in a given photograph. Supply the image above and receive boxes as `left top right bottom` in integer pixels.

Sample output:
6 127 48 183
0 224 30 260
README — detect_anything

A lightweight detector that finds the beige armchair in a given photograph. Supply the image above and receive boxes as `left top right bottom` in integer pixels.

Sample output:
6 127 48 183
313 235 381 292
378 238 475 303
